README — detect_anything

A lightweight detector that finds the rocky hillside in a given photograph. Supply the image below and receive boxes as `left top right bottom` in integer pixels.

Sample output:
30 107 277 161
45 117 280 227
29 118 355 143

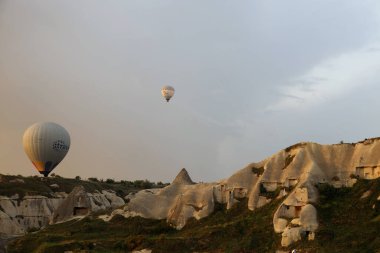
7 178 380 253
0 175 166 237
102 138 380 247
3 138 380 252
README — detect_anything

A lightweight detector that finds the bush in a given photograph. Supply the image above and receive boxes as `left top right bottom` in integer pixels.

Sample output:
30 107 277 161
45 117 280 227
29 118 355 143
251 167 264 176
50 173 61 178
133 180 154 189
106 178 115 184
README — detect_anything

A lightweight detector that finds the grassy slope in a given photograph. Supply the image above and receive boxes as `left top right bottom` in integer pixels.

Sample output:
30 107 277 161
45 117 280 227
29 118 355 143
291 179 380 253
8 198 282 253
7 179 380 253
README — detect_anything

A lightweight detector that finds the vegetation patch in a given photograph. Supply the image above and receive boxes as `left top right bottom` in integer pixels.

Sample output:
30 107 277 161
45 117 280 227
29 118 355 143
251 166 264 176
285 179 380 253
8 199 283 253
0 174 168 198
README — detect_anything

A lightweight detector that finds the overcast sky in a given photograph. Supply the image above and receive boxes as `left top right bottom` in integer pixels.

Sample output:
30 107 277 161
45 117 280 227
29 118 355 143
1 0 380 182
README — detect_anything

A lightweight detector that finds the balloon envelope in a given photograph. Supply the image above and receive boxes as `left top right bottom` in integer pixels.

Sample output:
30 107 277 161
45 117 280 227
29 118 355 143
23 122 70 177
161 85 175 102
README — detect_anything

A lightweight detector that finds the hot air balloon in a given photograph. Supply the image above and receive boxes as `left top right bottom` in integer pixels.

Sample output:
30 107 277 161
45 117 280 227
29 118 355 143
161 85 175 102
23 122 70 177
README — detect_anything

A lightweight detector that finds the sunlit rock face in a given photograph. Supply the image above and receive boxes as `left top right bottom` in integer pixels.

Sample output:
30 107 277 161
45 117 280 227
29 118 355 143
104 169 215 229
107 138 380 245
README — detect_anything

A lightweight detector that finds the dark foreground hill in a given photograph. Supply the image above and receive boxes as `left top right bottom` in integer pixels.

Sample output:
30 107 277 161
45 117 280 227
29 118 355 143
7 178 380 253
0 174 168 198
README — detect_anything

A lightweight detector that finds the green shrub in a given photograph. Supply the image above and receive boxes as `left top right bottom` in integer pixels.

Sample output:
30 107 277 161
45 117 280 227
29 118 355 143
251 166 264 175
106 178 115 184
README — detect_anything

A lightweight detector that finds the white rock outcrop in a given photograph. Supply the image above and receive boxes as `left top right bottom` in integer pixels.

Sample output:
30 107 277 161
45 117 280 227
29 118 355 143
281 227 303 247
105 138 380 246
107 169 215 229
299 204 318 232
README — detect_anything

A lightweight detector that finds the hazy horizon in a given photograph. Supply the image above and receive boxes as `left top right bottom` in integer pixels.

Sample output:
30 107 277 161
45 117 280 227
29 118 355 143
1 1 380 182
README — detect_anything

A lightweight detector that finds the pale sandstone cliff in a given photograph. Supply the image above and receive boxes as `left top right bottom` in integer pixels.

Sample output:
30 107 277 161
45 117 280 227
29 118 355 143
105 138 380 246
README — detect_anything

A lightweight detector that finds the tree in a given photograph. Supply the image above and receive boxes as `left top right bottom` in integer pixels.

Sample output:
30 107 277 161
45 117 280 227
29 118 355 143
106 178 115 184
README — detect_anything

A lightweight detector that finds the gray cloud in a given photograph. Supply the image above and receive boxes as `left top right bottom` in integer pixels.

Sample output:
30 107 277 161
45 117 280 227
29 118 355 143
268 42 380 111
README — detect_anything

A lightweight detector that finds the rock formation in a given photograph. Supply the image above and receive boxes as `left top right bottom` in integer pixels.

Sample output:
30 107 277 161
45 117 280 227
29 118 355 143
2 138 380 248
105 168 214 229
52 186 124 223
172 168 195 185
106 138 380 246
0 187 124 236
0 194 66 235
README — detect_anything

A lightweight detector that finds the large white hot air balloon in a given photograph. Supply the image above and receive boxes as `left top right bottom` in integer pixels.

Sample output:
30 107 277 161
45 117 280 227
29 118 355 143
23 122 70 177
161 85 175 102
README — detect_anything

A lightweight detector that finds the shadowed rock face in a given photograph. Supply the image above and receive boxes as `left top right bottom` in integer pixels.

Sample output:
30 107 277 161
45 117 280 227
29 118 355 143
0 194 66 235
0 187 124 236
106 138 380 244
52 186 125 223
172 168 195 185
52 186 90 223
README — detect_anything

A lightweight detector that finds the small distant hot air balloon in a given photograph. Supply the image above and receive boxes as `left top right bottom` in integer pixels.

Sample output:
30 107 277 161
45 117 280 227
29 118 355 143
23 122 70 177
161 85 175 102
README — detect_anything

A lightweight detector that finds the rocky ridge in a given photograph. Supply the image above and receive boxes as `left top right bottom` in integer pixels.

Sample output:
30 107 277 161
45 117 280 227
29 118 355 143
104 138 380 247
